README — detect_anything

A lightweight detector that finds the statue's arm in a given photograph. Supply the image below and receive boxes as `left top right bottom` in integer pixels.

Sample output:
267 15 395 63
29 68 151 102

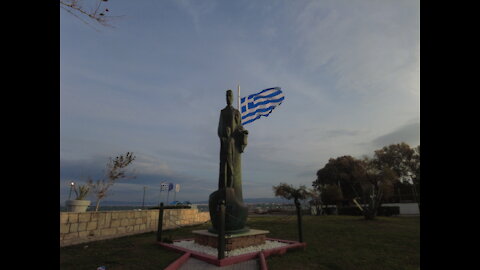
234 110 248 152
235 110 248 134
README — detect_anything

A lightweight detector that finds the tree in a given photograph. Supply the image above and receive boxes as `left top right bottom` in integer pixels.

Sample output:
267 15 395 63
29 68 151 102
60 0 118 28
321 184 343 209
313 156 365 205
312 155 397 220
88 152 136 211
273 183 311 242
308 189 323 215
374 143 420 208
359 157 397 220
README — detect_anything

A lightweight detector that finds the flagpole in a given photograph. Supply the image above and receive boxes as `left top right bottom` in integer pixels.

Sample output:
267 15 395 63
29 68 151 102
237 84 241 110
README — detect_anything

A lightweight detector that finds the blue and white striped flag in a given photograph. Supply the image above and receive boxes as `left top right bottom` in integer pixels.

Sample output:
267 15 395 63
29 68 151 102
240 87 284 125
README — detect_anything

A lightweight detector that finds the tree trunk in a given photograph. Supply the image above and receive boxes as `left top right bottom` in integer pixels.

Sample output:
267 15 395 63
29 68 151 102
95 199 101 212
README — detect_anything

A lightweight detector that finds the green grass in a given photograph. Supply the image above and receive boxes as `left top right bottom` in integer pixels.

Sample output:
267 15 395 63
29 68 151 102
60 215 419 270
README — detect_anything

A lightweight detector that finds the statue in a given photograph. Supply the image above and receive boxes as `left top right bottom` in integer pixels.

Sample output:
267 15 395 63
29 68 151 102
209 89 249 234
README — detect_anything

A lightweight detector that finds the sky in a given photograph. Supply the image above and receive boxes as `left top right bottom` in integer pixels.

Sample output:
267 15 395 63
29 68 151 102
60 0 420 205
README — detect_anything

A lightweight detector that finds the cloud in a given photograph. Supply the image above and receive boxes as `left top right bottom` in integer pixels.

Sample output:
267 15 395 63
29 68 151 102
371 122 420 148
174 0 217 33
292 0 419 96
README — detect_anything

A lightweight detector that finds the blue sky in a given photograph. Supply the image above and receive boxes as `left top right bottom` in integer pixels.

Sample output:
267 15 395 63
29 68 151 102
60 0 419 204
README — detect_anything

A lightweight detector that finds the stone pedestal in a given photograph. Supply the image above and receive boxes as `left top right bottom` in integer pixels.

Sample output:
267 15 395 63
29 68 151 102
192 229 269 251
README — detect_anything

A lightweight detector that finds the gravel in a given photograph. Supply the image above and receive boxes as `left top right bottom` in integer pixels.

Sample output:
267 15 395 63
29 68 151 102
172 240 289 257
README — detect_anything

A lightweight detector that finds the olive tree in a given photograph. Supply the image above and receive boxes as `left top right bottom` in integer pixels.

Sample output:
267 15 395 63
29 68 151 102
88 152 136 211
273 183 311 242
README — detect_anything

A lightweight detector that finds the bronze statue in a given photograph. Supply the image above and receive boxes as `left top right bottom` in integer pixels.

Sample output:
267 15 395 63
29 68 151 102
217 90 249 195
209 90 250 234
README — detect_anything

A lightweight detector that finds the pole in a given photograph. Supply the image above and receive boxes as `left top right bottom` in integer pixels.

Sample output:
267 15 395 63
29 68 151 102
142 186 146 209
237 84 241 110
157 202 164 242
218 200 226 259
68 184 74 200
295 198 303 243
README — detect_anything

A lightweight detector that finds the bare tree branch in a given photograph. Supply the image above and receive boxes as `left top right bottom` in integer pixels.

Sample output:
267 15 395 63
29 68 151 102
60 0 120 28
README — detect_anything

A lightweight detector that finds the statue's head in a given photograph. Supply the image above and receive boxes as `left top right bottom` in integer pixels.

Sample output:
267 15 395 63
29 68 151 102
226 90 233 106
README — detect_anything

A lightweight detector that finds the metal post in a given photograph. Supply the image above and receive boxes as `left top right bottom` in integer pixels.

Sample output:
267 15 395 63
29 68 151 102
142 186 146 209
218 200 226 259
68 183 74 200
237 84 241 110
157 202 164 242
295 199 303 243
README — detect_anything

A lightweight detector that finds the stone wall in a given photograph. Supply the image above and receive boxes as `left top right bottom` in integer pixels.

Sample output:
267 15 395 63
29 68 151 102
60 209 210 247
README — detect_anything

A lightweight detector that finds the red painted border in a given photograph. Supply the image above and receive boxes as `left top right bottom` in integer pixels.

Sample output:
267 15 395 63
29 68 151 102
157 237 307 267
258 251 268 270
164 252 191 270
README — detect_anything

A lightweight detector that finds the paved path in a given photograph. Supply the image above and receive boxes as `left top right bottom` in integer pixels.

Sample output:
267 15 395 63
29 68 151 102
178 257 259 270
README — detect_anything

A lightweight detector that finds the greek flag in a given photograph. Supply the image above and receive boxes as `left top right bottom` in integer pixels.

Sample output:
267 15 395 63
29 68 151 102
241 87 284 125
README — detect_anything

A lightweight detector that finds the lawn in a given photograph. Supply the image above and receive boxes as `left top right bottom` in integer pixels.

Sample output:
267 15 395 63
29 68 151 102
60 215 419 270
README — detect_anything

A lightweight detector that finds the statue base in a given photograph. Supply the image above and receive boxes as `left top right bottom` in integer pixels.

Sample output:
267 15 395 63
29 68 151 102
207 226 250 234
192 229 269 251
208 187 249 233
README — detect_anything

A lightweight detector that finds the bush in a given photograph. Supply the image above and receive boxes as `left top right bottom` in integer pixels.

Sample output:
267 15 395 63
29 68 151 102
337 206 400 216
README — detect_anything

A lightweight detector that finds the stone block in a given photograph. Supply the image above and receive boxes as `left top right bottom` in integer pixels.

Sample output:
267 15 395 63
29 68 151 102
98 217 106 228
105 213 112 227
68 213 79 223
60 224 70 234
90 212 100 221
110 220 120 228
120 219 129 227
99 228 113 236
119 212 129 219
135 218 143 225
78 213 91 223
69 223 79 233
64 232 79 240
117 227 126 234
78 222 87 232
78 231 89 238
87 221 98 231
60 214 69 224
